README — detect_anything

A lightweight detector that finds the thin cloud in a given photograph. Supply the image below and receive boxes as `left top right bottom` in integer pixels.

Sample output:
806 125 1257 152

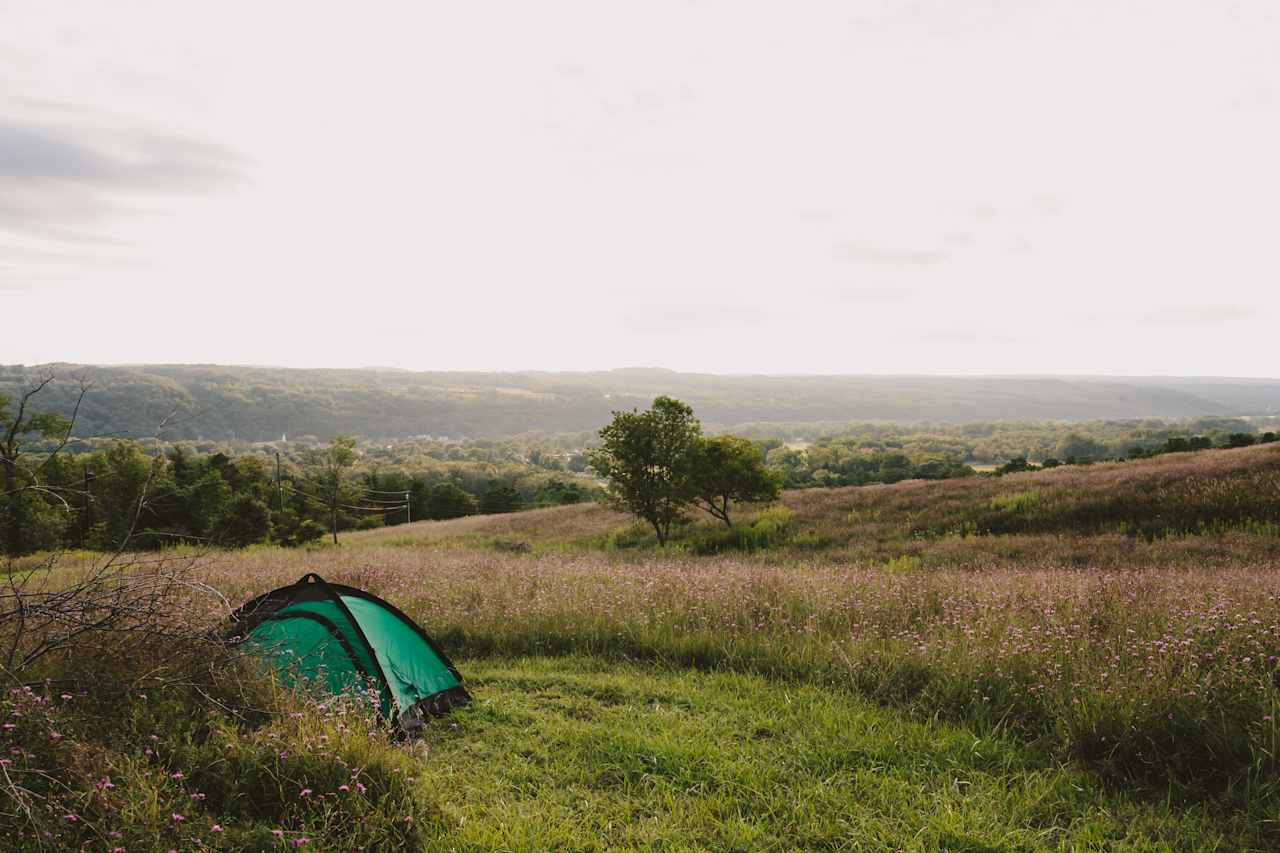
825 286 916 302
0 117 248 189
0 109 250 248
833 241 947 266
1139 306 1253 325
376 326 429 338
916 329 1021 344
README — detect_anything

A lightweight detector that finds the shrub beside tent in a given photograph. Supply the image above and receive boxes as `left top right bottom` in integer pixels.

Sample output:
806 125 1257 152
226 574 469 735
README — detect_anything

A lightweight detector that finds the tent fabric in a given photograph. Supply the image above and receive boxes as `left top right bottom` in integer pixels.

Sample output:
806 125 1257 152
226 573 469 734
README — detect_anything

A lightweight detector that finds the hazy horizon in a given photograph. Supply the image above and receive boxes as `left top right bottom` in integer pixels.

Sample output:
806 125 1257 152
4 2 1278 375
7 360 1280 384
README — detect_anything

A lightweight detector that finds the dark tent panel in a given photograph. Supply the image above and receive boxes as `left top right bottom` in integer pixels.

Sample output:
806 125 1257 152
227 573 469 734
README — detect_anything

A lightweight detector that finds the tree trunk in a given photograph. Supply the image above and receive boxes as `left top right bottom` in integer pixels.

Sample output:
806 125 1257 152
1 457 16 555
720 497 732 528
652 518 666 546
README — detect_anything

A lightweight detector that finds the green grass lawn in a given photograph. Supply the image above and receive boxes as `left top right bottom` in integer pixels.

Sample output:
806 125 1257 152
411 657 1259 851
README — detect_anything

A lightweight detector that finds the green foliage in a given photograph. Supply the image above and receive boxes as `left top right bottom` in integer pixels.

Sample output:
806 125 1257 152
685 506 795 555
425 482 477 520
533 478 592 507
216 494 273 548
478 483 522 515
1227 432 1257 447
996 456 1037 474
768 439 975 489
988 491 1042 513
1 382 76 555
1054 432 1108 461
0 644 426 851
884 554 923 573
588 396 703 546
1 431 600 554
689 435 781 527
304 436 361 542
6 648 1260 850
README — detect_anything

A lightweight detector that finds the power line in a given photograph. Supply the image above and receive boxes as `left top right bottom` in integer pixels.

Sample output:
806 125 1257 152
281 484 406 513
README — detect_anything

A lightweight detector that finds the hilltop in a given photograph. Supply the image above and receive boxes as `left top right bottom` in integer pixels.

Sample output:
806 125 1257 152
3 363 1280 441
355 440 1280 566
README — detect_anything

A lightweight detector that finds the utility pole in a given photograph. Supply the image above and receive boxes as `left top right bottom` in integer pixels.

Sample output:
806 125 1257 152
405 490 411 524
276 451 283 514
80 464 91 549
331 488 339 545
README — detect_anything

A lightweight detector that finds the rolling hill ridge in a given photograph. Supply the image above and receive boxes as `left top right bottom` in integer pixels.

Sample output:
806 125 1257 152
3 363 1279 441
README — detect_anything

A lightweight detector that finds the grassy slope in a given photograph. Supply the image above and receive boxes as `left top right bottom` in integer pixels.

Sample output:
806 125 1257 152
418 657 1251 851
357 441 1280 566
8 444 1280 850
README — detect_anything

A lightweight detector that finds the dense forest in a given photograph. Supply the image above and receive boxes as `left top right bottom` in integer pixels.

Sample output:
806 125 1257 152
3 364 1279 441
3 438 598 555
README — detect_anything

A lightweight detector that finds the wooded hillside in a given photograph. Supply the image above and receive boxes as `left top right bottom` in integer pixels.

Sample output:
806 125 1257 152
4 363 1279 441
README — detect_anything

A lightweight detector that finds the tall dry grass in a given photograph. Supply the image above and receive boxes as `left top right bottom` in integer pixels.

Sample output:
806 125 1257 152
198 543 1280 796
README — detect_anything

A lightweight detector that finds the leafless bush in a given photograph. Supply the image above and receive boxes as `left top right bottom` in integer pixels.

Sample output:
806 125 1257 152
0 547 234 689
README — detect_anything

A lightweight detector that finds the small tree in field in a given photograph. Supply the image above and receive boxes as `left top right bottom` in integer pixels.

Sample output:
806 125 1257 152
689 435 781 527
588 396 701 546
304 436 361 543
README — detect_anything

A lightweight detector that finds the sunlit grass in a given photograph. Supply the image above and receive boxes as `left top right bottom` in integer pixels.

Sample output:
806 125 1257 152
7 442 1280 848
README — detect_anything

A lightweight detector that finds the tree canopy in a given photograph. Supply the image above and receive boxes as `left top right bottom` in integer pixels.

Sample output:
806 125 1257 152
689 435 781 527
587 396 703 546
588 397 782 542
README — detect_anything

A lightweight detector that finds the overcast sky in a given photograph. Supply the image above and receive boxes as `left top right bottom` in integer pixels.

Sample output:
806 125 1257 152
2 1 1277 375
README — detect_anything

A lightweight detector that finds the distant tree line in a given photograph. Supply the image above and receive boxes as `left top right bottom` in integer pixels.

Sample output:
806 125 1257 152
2 379 598 556
8 363 1280 443
732 416 1280 465
761 440 976 489
8 372 1278 556
993 429 1278 474
1 438 597 556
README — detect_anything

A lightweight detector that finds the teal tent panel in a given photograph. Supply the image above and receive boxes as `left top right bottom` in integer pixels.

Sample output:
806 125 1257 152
244 616 364 700
271 599 391 713
340 594 462 712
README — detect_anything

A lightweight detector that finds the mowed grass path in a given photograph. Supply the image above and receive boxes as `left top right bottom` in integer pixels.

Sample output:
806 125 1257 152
412 657 1251 851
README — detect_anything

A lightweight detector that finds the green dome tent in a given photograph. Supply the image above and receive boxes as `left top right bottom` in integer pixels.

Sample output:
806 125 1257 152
226 573 469 734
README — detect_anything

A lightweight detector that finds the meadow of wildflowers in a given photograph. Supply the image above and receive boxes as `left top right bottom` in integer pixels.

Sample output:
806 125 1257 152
204 547 1280 795
4 443 1280 848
